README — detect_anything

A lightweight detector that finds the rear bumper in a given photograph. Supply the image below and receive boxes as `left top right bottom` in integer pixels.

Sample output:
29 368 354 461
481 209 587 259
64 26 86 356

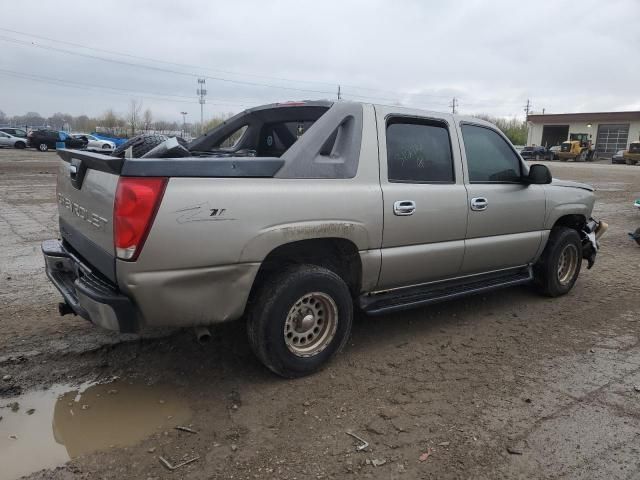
42 239 139 333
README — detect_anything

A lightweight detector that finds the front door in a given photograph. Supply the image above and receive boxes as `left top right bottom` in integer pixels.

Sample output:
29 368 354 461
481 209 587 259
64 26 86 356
457 123 546 274
376 108 468 290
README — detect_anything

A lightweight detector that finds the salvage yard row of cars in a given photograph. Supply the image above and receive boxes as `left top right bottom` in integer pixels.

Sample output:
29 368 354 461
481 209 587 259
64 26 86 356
520 136 640 165
0 127 116 153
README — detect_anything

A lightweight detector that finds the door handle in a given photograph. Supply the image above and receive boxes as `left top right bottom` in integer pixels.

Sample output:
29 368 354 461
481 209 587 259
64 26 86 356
394 200 416 216
470 197 488 211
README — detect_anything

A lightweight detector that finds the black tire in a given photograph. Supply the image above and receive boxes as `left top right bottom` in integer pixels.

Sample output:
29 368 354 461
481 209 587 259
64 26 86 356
534 227 582 297
247 264 353 378
633 228 640 246
111 134 168 158
14 141 26 149
38 143 49 152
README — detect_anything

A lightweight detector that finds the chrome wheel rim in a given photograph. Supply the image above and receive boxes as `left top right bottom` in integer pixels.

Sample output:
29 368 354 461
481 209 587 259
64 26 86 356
557 244 579 285
284 292 338 357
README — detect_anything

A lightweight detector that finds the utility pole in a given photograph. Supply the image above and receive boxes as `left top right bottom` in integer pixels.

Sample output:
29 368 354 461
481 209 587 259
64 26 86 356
337 85 341 100
197 78 207 134
180 111 188 137
524 99 531 118
449 97 458 114
542 108 545 115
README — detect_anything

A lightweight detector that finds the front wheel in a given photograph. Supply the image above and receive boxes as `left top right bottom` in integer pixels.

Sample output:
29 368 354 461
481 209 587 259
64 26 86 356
38 143 49 152
15 141 26 149
247 265 353 378
534 227 582 297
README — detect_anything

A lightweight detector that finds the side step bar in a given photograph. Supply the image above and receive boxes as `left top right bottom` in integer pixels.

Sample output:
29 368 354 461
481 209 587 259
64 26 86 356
359 267 533 315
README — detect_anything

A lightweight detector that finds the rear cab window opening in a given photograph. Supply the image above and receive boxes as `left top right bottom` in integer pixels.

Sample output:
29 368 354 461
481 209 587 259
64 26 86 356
189 102 332 158
187 101 364 179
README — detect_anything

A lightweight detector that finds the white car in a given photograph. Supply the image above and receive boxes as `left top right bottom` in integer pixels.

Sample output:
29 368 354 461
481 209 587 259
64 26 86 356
71 133 116 153
0 131 27 149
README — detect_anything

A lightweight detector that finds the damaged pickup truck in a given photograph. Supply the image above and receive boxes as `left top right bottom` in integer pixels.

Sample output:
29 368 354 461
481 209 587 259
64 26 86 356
43 100 606 377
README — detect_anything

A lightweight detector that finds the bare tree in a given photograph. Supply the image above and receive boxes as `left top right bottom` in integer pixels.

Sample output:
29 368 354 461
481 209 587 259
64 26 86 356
143 108 153 132
127 99 143 136
101 109 120 135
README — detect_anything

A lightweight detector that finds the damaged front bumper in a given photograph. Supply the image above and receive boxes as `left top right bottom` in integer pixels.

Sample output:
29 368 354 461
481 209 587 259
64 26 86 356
42 239 139 333
581 218 607 269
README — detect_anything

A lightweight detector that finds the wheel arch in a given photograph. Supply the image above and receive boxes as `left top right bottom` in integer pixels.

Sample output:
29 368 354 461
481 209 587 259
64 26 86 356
552 213 587 232
249 237 363 300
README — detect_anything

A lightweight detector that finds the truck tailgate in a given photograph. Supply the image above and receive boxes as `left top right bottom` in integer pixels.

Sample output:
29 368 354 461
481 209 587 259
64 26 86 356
56 150 122 282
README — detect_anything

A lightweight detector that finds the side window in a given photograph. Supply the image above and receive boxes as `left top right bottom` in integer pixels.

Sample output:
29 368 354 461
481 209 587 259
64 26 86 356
386 119 454 183
461 124 522 182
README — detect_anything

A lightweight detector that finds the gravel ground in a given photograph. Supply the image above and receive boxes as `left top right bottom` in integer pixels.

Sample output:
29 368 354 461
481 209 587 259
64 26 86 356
1 148 640 480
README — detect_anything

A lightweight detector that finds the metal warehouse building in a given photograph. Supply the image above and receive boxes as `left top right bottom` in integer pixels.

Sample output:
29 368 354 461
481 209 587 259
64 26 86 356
526 111 640 158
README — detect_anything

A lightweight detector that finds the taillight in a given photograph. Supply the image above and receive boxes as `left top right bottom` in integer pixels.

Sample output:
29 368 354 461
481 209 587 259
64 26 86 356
114 177 167 261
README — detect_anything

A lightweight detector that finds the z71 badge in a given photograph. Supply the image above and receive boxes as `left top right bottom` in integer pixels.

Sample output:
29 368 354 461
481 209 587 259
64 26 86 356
174 202 235 224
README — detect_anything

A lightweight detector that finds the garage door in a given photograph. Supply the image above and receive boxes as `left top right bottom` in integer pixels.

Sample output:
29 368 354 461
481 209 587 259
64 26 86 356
596 124 629 155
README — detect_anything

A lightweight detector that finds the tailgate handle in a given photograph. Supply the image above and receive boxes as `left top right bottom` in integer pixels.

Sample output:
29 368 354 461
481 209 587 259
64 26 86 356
68 159 87 189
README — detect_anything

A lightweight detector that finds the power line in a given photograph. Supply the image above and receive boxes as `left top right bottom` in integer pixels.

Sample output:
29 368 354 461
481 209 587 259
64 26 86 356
0 29 460 105
0 27 463 103
0 68 250 107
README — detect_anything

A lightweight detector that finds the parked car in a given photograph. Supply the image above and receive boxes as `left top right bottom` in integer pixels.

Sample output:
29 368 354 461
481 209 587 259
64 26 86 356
43 100 606 377
548 145 561 160
0 127 28 138
71 133 116 153
611 150 626 164
520 145 548 160
27 130 86 152
0 131 27 149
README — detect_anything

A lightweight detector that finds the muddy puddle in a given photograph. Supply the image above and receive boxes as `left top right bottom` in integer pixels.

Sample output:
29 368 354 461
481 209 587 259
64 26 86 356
0 380 191 480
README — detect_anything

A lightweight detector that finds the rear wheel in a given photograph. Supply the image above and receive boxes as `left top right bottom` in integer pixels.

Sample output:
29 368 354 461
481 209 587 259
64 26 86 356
14 141 26 149
579 150 588 162
534 227 582 297
38 143 48 152
626 157 638 165
247 265 353 378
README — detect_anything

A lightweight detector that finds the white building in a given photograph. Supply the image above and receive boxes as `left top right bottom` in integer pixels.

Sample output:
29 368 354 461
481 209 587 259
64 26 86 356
527 111 640 157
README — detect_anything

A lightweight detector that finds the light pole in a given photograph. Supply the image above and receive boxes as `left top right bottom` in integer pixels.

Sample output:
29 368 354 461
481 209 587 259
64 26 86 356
197 78 207 134
180 111 188 137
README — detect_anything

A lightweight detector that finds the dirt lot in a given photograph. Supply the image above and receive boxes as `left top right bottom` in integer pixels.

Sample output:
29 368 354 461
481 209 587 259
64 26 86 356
1 148 640 480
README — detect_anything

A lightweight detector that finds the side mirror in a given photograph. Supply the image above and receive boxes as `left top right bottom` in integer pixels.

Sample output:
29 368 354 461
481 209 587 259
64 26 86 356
525 164 552 184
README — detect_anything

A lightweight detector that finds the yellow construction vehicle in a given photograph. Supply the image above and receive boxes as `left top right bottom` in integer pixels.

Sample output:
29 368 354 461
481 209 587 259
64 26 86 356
623 141 640 165
557 133 596 162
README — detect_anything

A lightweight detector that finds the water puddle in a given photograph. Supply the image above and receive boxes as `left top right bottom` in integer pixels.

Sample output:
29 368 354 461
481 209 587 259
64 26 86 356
0 380 191 480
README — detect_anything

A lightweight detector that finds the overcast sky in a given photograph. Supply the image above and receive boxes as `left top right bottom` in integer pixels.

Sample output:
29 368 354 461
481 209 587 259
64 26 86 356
1 0 639 123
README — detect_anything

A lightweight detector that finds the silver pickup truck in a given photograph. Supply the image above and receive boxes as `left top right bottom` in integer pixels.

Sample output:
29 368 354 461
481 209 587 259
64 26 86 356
42 100 606 377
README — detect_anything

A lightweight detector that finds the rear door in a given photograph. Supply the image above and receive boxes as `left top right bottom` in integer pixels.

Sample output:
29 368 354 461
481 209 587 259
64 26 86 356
457 122 545 274
376 107 468 289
